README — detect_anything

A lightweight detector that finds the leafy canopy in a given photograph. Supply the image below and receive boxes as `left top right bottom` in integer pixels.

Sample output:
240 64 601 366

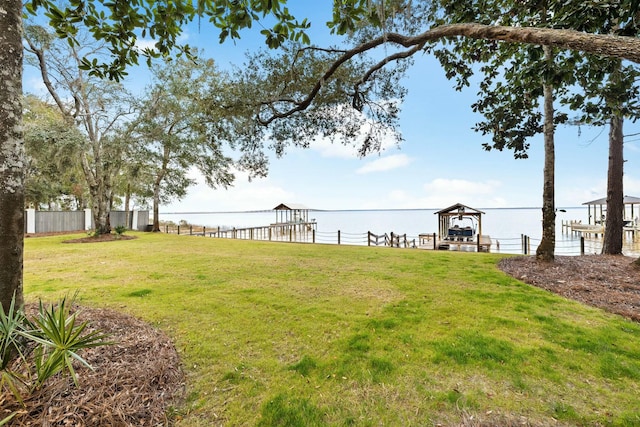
24 0 311 80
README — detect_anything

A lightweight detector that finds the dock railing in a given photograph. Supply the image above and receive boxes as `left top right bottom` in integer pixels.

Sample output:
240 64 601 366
161 223 639 256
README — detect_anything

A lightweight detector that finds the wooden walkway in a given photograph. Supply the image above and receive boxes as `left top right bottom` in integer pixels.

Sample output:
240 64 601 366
417 233 492 252
563 220 640 238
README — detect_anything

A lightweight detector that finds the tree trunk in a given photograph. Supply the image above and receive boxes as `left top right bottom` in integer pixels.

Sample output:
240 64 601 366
124 183 131 229
602 115 624 255
536 46 556 261
81 152 112 235
0 0 25 313
152 182 161 232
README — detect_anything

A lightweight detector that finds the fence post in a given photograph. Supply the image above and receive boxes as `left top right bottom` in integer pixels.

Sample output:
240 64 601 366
338 230 341 245
390 232 394 248
131 210 138 230
477 234 481 252
580 236 585 255
368 231 371 247
165 225 168 234
83 208 92 231
433 233 436 250
269 227 272 241
290 228 293 242
25 208 36 234
313 229 315 244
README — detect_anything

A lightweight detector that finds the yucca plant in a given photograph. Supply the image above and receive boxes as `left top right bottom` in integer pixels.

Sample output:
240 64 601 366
114 225 127 239
21 295 111 389
0 296 29 403
1 294 111 404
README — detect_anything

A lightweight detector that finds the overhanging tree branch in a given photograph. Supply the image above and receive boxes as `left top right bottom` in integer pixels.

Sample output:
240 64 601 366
258 23 640 124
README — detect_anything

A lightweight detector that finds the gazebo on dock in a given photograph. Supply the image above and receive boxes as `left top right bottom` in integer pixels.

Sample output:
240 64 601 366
435 203 484 240
583 195 640 225
273 203 312 224
433 203 491 252
271 203 316 238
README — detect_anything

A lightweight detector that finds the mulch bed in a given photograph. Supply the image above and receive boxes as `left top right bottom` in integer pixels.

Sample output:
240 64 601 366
499 254 640 322
25 231 137 243
1 306 184 426
62 234 137 243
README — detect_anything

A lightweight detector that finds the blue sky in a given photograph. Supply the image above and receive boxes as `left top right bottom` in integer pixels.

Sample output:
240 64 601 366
23 3 640 212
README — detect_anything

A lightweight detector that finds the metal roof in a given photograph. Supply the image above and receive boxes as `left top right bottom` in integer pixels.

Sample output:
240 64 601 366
582 196 640 205
434 203 485 215
273 203 310 211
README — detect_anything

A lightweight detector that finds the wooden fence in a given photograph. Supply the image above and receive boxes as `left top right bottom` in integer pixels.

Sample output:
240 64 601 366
25 209 149 233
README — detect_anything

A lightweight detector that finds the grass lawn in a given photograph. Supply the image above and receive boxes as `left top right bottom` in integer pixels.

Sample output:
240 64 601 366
24 232 640 426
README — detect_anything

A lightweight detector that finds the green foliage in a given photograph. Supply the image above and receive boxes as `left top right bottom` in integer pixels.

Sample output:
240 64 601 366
114 225 127 237
0 294 110 403
26 296 110 389
25 0 311 81
0 297 28 405
22 96 87 209
128 55 238 221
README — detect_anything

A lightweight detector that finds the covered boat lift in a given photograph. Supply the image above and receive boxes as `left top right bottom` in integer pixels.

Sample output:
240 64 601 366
434 203 491 252
570 195 640 237
582 195 640 226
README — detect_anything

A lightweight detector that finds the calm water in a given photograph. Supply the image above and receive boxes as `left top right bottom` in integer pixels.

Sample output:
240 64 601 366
160 207 640 256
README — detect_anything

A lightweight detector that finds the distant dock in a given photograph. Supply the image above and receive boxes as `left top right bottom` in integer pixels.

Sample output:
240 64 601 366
562 220 640 238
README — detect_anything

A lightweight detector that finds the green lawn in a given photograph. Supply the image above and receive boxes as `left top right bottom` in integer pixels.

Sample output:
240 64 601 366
24 232 640 426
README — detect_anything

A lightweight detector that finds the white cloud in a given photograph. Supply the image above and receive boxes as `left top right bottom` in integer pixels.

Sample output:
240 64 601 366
305 104 402 159
423 178 501 195
356 154 412 174
311 137 362 159
162 167 295 213
624 176 640 196
24 76 48 96
419 178 506 208
355 178 507 210
135 31 190 53
135 38 158 52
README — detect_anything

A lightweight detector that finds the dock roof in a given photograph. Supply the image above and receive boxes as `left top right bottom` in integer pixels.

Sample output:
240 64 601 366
273 203 310 211
434 203 485 215
582 196 640 205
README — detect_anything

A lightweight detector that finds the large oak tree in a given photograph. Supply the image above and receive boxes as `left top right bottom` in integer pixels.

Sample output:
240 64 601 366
4 0 640 313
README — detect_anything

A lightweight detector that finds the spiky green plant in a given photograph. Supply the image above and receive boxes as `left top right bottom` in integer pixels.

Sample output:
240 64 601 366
1 294 111 403
22 295 111 389
0 295 29 404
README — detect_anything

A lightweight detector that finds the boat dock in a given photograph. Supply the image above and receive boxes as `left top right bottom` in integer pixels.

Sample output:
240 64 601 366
437 234 492 252
417 233 492 252
562 220 640 238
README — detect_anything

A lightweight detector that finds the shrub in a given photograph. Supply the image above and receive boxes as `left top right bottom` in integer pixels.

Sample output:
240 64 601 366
114 225 127 238
0 294 111 412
